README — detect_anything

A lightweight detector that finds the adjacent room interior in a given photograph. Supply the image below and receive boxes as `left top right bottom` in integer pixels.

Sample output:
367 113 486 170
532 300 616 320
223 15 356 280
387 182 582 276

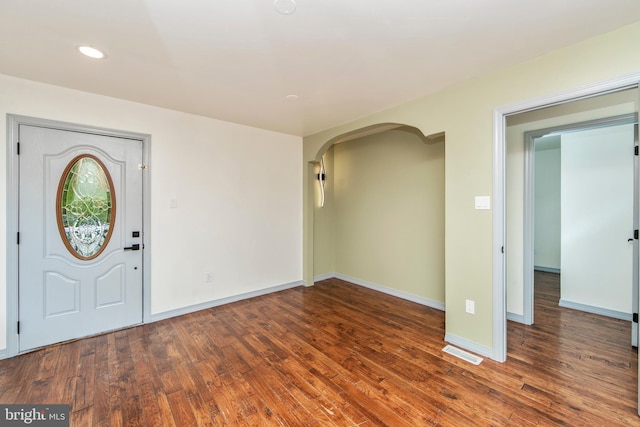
503 89 639 423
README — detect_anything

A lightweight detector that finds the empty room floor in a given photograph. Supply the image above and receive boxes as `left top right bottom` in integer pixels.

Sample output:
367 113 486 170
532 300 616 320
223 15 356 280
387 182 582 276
0 274 637 425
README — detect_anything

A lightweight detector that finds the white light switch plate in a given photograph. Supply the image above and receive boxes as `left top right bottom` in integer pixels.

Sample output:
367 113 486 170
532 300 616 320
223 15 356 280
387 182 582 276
475 196 491 210
465 299 475 314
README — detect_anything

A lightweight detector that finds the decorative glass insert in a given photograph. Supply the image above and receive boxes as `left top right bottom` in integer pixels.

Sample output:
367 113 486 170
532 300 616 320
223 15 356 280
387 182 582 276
56 155 116 259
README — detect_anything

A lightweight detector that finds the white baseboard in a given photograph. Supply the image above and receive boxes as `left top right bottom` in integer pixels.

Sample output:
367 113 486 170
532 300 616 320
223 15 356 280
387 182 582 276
333 273 445 311
506 312 527 324
558 299 631 321
150 280 304 323
534 266 560 274
0 349 7 360
444 332 494 360
313 273 336 282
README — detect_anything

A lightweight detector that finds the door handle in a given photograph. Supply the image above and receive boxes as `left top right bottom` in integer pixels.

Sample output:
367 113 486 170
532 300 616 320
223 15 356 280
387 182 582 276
124 244 140 251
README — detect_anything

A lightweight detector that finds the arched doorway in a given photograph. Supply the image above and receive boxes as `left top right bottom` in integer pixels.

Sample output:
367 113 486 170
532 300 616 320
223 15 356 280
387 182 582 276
306 123 446 310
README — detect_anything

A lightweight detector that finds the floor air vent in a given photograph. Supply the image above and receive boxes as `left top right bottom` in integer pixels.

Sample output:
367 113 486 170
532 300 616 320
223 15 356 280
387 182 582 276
442 345 483 365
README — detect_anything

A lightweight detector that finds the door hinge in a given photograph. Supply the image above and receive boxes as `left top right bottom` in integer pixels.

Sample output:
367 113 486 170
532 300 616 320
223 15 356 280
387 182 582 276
17 321 20 334
501 246 504 254
16 142 20 155
634 313 638 323
16 232 19 245
635 230 638 240
635 146 638 156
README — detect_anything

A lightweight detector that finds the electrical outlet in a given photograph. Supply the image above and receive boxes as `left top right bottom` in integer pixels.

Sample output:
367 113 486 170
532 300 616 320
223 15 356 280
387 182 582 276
465 299 475 314
204 272 213 283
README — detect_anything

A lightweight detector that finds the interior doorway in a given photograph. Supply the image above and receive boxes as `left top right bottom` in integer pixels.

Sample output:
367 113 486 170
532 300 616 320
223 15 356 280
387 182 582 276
505 90 638 331
495 77 640 414
522 118 638 347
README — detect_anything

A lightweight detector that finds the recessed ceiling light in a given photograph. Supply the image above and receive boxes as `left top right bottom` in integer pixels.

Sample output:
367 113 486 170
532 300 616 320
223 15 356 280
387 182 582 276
77 45 106 59
286 94 299 101
274 0 296 15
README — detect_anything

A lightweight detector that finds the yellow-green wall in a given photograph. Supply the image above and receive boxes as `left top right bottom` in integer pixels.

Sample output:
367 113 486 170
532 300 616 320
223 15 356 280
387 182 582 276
314 130 445 305
303 22 640 355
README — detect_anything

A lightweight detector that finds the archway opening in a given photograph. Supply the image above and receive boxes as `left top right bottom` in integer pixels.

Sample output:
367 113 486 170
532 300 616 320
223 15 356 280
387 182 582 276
308 123 446 311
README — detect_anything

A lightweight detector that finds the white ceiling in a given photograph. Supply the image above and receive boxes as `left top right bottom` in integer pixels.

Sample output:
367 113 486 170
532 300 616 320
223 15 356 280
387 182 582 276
1 0 640 136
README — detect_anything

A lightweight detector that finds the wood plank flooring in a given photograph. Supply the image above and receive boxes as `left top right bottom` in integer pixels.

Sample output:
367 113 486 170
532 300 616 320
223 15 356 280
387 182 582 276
0 273 637 426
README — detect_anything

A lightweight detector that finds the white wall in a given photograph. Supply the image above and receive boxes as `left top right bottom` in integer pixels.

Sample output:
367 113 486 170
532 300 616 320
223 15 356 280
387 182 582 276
534 139 561 270
0 74 303 351
560 124 634 314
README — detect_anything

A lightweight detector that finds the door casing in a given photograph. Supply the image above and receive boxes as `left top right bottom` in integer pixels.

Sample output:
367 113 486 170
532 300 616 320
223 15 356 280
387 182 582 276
5 114 152 358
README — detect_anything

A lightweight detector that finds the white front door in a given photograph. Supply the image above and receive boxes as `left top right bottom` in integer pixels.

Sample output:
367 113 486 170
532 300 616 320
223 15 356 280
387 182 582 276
18 124 144 352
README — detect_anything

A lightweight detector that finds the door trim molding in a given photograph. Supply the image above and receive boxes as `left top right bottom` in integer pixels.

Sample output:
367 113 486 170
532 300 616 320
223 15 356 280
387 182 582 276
5 114 152 358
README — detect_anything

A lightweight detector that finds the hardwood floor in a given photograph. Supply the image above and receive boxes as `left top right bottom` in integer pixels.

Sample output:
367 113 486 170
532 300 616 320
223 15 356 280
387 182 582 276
0 273 637 426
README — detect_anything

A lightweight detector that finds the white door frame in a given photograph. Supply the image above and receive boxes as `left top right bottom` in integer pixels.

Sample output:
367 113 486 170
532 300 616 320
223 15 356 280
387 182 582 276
5 115 152 358
492 72 640 363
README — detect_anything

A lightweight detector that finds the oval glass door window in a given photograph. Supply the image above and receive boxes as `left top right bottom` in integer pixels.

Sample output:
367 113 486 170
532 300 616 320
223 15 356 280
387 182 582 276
56 154 116 259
